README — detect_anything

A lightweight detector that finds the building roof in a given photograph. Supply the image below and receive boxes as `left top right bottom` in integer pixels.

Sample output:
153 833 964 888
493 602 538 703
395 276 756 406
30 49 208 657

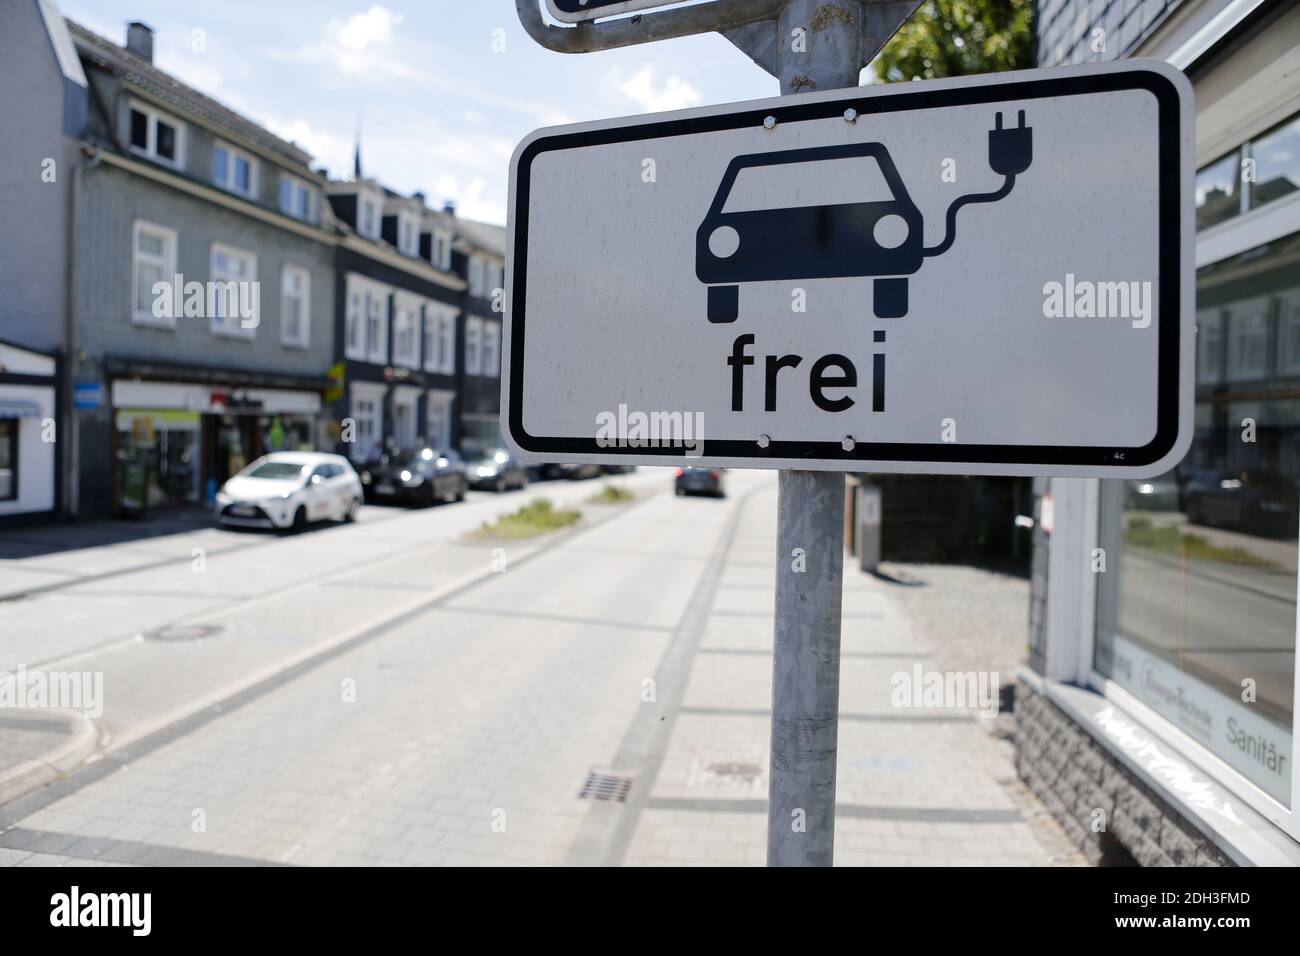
454 217 507 258
66 18 312 167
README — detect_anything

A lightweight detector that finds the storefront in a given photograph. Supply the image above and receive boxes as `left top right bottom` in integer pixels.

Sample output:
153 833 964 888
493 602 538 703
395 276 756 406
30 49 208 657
111 379 322 513
0 340 59 525
1020 0 1300 866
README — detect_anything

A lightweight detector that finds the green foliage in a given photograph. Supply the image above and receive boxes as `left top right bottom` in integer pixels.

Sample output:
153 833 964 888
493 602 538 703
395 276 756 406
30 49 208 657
475 498 581 539
873 0 1035 83
1123 516 1276 568
589 484 635 505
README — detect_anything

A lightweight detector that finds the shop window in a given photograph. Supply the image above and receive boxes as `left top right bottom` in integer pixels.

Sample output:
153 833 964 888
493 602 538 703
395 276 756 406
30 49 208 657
350 392 383 462
426 393 453 450
0 419 16 500
1095 242 1299 807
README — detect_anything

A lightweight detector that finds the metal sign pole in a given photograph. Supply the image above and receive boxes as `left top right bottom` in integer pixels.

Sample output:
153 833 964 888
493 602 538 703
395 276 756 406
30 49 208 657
766 0 858 869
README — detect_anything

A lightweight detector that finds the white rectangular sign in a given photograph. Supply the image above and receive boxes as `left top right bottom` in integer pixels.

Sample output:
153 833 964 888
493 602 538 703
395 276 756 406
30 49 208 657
545 0 692 24
503 61 1194 478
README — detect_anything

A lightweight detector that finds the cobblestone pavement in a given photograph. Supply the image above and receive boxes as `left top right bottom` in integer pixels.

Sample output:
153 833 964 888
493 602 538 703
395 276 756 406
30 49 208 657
0 470 1083 866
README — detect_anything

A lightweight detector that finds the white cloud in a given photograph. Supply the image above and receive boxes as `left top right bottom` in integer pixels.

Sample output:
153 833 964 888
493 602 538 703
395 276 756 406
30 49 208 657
615 66 701 113
337 5 402 51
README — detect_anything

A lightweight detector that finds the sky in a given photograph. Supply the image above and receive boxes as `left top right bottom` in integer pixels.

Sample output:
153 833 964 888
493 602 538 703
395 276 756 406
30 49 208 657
56 0 806 225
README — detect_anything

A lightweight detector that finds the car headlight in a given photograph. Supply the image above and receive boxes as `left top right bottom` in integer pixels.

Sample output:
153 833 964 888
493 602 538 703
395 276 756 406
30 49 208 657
1137 483 1155 495
215 491 232 505
708 225 740 258
873 214 909 249
477 466 498 478
401 470 424 487
360 471 371 484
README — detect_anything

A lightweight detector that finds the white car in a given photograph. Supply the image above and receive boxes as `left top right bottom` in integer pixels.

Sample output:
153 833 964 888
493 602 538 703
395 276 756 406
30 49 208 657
214 452 363 531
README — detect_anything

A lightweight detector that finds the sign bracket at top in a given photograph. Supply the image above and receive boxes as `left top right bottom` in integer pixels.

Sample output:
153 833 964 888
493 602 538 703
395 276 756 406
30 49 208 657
518 0 922 84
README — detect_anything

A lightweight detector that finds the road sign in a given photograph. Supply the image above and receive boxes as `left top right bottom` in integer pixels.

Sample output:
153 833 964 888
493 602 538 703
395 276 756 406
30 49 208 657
545 0 692 23
503 60 1193 479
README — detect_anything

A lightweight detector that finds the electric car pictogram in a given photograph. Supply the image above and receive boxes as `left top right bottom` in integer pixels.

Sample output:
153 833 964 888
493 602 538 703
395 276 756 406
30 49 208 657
696 110 1034 322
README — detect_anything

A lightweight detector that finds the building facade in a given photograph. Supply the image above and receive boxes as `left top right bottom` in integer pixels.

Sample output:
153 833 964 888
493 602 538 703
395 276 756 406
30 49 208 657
325 181 465 463
1022 0 1300 865
451 216 506 455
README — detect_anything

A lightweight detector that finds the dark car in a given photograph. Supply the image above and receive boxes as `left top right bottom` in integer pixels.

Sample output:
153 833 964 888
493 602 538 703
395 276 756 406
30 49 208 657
675 466 725 498
1182 468 1299 535
696 142 924 322
558 462 602 480
360 447 466 506
1124 470 1180 512
467 449 529 492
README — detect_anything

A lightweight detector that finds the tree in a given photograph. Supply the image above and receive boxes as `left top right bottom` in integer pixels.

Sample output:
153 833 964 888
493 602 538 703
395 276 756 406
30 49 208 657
873 0 1034 83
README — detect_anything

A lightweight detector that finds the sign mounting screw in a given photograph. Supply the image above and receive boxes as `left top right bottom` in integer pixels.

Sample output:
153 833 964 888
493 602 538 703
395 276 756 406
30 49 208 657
843 108 857 123
763 115 777 130
757 434 771 449
842 436 856 451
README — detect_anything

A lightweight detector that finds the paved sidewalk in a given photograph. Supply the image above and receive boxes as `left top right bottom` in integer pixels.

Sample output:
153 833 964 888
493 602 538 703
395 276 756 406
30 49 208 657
618 482 1084 866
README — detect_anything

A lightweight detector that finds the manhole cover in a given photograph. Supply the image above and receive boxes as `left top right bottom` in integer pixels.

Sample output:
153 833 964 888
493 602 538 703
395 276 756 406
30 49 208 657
143 623 226 642
578 770 633 803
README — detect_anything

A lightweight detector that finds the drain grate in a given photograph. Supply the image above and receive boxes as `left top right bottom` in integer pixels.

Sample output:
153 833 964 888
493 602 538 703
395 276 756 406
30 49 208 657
143 623 226 642
578 770 633 803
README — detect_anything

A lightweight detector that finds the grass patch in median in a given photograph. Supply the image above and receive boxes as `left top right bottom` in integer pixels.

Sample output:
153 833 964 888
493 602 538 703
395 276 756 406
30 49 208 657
1123 516 1277 568
589 484 635 505
474 498 581 539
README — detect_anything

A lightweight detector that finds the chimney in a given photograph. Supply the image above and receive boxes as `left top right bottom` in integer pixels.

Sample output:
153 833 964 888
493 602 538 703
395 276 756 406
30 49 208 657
125 21 154 63
413 191 426 204
443 200 456 217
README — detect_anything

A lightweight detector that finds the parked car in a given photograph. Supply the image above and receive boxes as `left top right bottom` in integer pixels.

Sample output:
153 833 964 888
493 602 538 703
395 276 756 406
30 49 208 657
1182 468 1299 535
601 464 636 475
215 452 361 531
675 466 725 497
360 447 466 506
558 462 603 480
1124 470 1179 511
467 449 529 492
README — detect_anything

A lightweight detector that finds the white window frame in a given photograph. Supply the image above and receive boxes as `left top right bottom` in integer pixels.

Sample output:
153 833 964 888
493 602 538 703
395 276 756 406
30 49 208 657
348 382 386 463
212 140 257 197
431 230 452 271
392 294 421 369
131 220 178 329
280 263 311 349
345 281 366 361
208 242 258 339
426 390 454 450
465 315 484 375
482 319 501 379
468 256 485 297
397 213 419 257
366 287 389 364
279 173 315 221
127 99 185 168
358 191 382 240
423 304 457 375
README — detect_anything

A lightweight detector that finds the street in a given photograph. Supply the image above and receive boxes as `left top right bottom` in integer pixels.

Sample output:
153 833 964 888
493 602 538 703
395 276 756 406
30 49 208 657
0 470 1078 866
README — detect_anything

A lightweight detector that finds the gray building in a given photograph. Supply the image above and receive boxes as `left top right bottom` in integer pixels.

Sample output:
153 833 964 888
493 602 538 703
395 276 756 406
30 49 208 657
1020 0 1300 865
8 8 337 520
451 215 507 454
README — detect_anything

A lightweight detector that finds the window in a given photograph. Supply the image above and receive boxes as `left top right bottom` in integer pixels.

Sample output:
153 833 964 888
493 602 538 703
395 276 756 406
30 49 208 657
432 231 452 271
367 287 388 363
1249 114 1300 211
393 299 420 368
482 319 501 378
1196 310 1223 385
127 101 183 167
279 175 314 221
426 392 453 450
468 256 485 297
345 285 365 360
358 193 381 239
209 243 258 337
280 264 311 348
423 306 456 375
393 391 418 449
213 142 256 196
398 214 419 257
1095 244 1300 809
1196 152 1241 231
465 316 483 374
131 220 177 327
1226 298 1271 382
0 419 16 501
349 387 384 462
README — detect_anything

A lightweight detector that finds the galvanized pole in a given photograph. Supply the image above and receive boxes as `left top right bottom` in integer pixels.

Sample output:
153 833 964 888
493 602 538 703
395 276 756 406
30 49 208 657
767 0 861 868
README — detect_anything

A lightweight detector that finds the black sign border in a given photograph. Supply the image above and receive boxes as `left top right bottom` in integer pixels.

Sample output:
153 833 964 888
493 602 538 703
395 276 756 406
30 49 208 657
507 68 1184 468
